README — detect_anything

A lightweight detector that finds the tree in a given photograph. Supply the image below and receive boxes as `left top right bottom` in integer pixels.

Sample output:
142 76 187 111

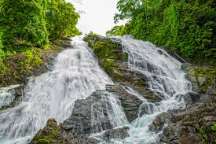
0 0 49 51
113 0 216 65
46 0 80 41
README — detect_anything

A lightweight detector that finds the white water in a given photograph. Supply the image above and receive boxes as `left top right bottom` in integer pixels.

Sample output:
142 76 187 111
97 36 192 144
90 91 128 134
0 37 112 144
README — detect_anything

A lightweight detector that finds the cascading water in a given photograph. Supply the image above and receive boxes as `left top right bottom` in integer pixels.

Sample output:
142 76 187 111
96 36 192 144
0 37 112 144
0 35 192 144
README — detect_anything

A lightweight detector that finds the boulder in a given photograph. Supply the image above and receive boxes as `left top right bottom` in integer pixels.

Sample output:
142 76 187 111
149 112 171 132
0 84 23 109
106 84 143 122
94 126 129 142
160 98 216 143
62 91 114 135
31 119 97 144
182 92 200 105
118 67 162 102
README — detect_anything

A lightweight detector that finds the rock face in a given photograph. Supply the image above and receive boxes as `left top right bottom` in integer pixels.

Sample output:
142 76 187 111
106 84 143 122
31 119 97 144
159 65 216 144
84 33 160 103
62 91 114 135
94 127 129 142
149 112 171 132
31 36 216 144
119 69 162 102
0 84 23 110
32 89 131 144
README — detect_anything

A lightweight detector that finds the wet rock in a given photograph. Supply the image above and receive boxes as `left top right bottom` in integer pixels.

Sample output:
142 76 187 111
185 65 216 94
31 119 69 144
118 68 162 102
160 97 216 143
0 84 23 109
183 92 200 105
32 119 97 144
160 123 179 144
179 126 202 144
160 125 202 144
149 112 171 132
63 91 114 135
95 126 129 142
139 102 159 116
106 84 143 122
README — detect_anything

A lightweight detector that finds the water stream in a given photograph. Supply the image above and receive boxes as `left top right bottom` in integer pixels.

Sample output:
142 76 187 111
97 36 192 144
0 36 192 144
0 37 112 144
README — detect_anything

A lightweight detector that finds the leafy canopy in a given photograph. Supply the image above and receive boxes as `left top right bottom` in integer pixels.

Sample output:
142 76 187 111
110 0 216 65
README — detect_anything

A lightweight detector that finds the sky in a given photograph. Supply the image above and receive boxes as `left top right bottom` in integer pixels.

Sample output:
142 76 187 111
67 0 120 35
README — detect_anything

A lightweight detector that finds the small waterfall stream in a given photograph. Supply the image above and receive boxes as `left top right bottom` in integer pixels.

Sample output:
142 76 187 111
0 36 192 144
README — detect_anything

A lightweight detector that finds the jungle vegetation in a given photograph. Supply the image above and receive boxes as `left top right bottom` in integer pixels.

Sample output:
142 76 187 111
107 0 216 65
0 0 80 86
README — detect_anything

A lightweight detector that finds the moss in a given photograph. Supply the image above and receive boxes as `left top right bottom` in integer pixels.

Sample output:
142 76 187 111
0 49 43 86
191 66 216 93
32 119 63 144
0 40 64 87
84 33 127 81
197 123 216 144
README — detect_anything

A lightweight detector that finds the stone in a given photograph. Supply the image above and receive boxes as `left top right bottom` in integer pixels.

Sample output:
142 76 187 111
31 119 97 144
183 92 200 105
149 112 171 132
63 91 114 135
0 84 23 109
179 127 202 144
95 126 129 142
106 84 143 122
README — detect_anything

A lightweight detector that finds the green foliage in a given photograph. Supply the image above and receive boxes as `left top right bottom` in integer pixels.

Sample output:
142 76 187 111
0 29 4 58
18 49 43 74
46 0 80 40
106 25 128 36
0 0 49 50
0 48 44 86
211 124 216 132
0 0 79 50
198 123 216 144
0 0 79 85
191 66 216 93
112 0 216 65
32 120 62 144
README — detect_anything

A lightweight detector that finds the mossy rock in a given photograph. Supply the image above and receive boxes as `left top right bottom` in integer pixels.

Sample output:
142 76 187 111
32 119 63 144
84 33 159 102
0 40 65 87
185 65 216 94
84 33 128 81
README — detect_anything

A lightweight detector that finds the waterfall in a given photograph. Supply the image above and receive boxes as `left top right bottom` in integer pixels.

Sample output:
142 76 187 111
0 36 192 144
0 37 112 144
97 36 192 144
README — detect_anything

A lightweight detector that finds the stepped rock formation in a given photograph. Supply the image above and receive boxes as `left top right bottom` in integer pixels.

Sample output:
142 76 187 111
0 35 215 144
